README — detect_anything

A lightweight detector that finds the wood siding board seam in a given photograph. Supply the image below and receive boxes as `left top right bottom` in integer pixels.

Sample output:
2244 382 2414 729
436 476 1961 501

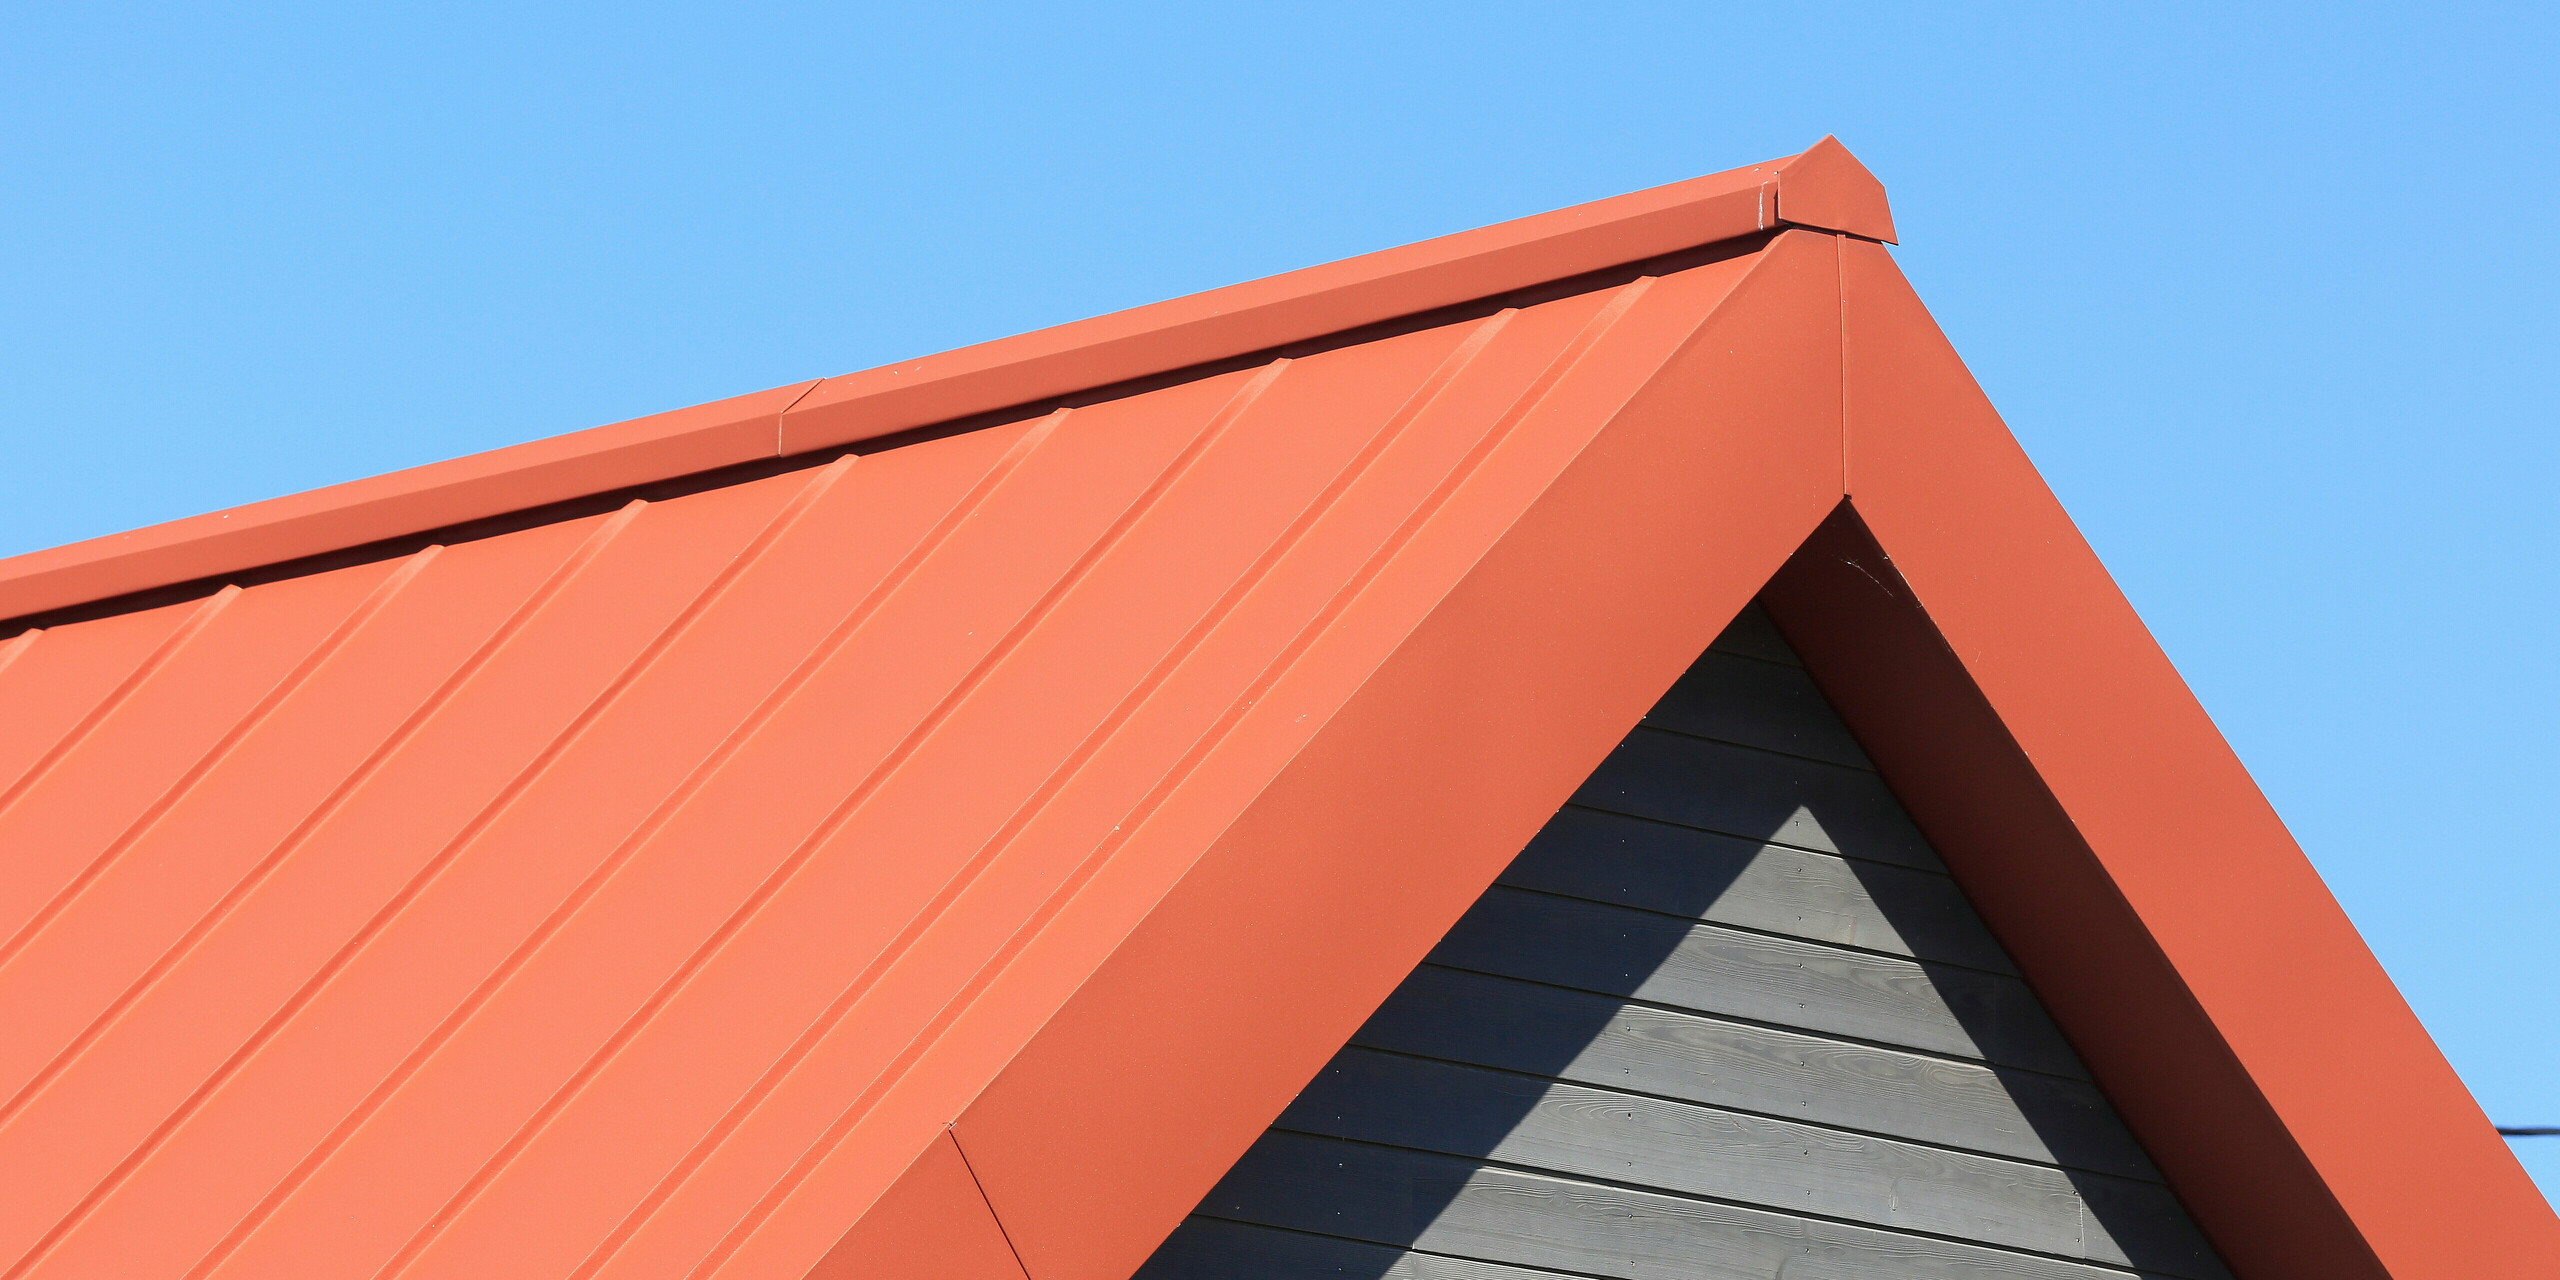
1362 965 2157 1179
1643 650 1874 768
1573 734 1944 871
1188 1147 2186 1280
0 585 241 820
1550 801 1950 879
1282 1049 2217 1271
1474 879 2034 984
1447 887 2084 1074
1253 1120 2157 1275
1234 1132 2193 1280
1515 808 2019 973
546 413 1070 1280
0 502 655 1280
1174 1215 1706 1280
1622 722 1879 776
1175 1213 2164 1280
1629 719 1881 774
1318 1040 2168 1185
1699 646 1805 673
1404 961 2098 1086
1559 798 1924 869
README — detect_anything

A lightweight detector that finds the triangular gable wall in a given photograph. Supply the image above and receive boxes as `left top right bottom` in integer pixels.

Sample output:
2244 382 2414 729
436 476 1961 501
1135 604 2229 1280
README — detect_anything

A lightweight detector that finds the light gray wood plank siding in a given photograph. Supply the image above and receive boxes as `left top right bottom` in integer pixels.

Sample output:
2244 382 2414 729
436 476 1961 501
1136 606 2228 1280
1146 1218 1587 1280
1355 965 2157 1179
1175 1133 2182 1280
1503 807 2018 972
1433 888 2088 1077
1278 1050 2219 1272
1575 729 1944 870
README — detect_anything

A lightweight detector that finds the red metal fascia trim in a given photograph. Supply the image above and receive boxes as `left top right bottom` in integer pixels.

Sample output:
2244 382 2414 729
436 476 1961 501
0 383 817 627
798 1132 1026 1280
936 232 1846 1280
772 173 1777 456
1779 237 2560 1280
0 141 1914 627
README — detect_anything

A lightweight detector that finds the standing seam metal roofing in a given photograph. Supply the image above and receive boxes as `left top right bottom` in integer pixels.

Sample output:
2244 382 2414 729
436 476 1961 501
0 136 1890 627
1 139 2551 1280
0 244 1768 1280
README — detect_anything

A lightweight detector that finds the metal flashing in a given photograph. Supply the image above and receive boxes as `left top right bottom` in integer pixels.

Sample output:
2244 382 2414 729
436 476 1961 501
0 142 1892 626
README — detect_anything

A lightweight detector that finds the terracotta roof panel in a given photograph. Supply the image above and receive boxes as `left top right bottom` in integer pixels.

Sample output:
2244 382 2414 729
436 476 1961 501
0 245 1764 1280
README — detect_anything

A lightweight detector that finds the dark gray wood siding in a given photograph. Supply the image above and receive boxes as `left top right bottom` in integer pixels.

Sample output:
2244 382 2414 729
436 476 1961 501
1134 604 2231 1280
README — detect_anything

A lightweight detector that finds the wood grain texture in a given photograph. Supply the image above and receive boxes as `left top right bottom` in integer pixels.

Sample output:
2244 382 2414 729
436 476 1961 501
1353 965 2158 1179
1573 728 1942 870
1193 1131 2168 1280
1431 887 2088 1077
1644 649 1872 768
1277 1050 2225 1277
1502 807 2016 973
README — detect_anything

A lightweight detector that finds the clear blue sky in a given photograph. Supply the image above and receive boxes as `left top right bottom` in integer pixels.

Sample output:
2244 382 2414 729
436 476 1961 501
4 2 2555 1203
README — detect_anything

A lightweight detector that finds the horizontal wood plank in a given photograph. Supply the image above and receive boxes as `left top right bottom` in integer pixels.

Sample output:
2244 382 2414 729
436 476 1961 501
1430 887 2088 1077
1704 603 1801 667
1504 808 2017 973
1140 1217 1585 1280
1575 729 1942 870
1279 1049 2225 1277
1196 1131 2165 1280
1644 649 1871 768
1355 965 2158 1178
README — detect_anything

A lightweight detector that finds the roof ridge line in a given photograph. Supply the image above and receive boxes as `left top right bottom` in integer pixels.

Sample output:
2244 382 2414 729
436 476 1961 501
0 139 1893 626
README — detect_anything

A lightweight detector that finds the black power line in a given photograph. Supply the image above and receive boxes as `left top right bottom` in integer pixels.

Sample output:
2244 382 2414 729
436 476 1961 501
2497 1127 2560 1137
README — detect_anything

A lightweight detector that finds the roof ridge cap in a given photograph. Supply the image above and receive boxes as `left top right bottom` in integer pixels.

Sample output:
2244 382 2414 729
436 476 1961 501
0 139 1894 626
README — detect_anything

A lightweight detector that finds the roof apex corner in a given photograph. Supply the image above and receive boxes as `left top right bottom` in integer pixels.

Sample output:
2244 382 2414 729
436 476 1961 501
1776 136 1898 243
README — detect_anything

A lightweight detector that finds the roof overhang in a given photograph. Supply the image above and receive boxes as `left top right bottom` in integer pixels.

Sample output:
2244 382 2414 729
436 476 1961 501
1 141 2545 1280
0 139 1889 629
808 212 2553 1280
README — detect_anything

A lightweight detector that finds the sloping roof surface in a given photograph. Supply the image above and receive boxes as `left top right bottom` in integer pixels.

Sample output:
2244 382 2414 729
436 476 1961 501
0 138 1888 625
0 247 1765 1280
1 139 2551 1280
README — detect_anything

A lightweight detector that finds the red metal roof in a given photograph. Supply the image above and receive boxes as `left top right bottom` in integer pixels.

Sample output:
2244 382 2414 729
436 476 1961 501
0 141 2549 1280
0 139 1887 626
